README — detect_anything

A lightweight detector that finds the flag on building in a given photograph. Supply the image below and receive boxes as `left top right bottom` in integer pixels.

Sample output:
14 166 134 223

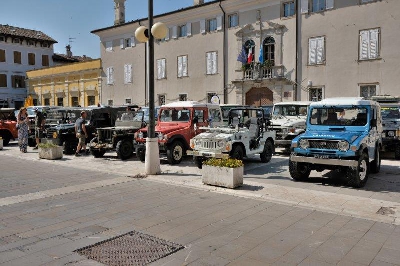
259 46 264 63
247 48 253 63
237 46 247 64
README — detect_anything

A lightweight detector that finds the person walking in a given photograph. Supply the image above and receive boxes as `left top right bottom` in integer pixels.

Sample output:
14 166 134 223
33 108 45 150
74 111 89 156
17 107 29 153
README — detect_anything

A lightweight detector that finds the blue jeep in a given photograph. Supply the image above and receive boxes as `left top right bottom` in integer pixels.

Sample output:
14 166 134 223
289 97 382 188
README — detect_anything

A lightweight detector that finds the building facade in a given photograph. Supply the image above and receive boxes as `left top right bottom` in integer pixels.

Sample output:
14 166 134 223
26 59 102 107
91 0 399 107
0 25 56 108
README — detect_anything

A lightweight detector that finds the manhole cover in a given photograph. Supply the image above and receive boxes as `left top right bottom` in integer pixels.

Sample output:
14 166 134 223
74 230 184 266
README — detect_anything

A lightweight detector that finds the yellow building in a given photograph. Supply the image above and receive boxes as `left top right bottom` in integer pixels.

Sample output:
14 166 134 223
26 59 102 107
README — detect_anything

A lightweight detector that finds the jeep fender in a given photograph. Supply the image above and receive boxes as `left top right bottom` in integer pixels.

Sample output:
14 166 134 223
356 143 369 157
167 134 189 149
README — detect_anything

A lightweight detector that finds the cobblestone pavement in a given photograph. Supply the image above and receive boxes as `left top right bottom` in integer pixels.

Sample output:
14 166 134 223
0 142 400 265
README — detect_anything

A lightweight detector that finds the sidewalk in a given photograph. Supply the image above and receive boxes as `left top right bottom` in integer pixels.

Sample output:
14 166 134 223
1 154 400 265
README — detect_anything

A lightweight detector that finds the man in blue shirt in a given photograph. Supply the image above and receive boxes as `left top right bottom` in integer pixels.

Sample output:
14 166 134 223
74 111 89 156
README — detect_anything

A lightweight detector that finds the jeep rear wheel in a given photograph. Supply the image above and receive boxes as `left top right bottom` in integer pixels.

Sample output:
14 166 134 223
370 147 381 174
116 139 133 160
230 145 244 161
167 141 184 165
347 153 369 188
136 146 146 162
260 140 273 163
1 134 10 146
289 159 311 181
395 145 400 160
63 141 74 155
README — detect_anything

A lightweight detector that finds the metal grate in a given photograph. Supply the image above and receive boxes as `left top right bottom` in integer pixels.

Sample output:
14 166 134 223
309 140 338 150
74 230 184 266
200 140 218 150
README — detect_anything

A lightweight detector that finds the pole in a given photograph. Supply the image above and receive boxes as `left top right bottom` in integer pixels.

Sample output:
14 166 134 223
294 0 299 101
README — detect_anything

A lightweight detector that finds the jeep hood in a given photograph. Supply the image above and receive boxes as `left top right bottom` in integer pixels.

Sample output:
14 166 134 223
383 119 399 130
302 131 363 143
140 123 188 134
194 131 234 140
271 116 306 127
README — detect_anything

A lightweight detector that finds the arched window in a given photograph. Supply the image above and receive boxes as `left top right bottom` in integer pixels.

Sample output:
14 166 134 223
244 40 255 63
262 37 275 65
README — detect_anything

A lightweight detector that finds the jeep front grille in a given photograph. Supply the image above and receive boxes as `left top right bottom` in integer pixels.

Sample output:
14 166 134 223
97 129 113 142
309 140 338 150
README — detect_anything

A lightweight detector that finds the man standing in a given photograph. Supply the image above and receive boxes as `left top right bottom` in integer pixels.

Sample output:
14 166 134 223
33 108 45 150
74 111 89 156
121 106 134 120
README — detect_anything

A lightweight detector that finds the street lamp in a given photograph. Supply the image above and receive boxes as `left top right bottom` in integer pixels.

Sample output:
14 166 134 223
135 0 167 175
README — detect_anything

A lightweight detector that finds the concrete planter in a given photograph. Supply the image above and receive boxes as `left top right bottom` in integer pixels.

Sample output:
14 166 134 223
0 139 3 150
202 165 243 189
38 146 63 160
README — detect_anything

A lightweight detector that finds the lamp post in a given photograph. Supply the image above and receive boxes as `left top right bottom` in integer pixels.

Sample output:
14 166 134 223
135 0 167 175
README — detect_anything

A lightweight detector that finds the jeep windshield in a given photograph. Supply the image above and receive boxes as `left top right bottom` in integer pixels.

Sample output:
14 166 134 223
159 108 191 123
310 107 368 126
273 105 308 117
381 106 400 119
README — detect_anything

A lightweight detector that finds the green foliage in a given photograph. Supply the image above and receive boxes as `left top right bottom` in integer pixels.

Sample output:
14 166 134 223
203 158 243 168
38 142 59 149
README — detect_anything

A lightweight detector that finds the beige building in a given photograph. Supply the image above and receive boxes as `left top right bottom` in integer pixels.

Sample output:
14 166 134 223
91 0 399 106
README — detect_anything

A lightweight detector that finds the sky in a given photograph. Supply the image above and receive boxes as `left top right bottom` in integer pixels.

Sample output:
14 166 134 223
1 0 211 59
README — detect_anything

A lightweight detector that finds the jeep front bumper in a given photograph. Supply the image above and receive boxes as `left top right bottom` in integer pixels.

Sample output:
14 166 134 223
290 155 358 167
275 140 292 145
187 150 229 159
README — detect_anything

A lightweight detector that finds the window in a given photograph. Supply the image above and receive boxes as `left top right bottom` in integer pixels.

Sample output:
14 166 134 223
124 64 132 84
57 97 63 106
157 58 166 79
106 67 114 85
125 98 131 104
13 38 20 44
206 51 218 75
42 55 49 66
41 42 49 48
12 75 25 88
283 1 295 17
360 85 377 99
207 92 217 103
361 0 376 3
0 74 7 87
207 18 217 32
312 0 325 11
309 88 323 101
0 36 5 42
88 96 95 106
120 37 134 49
359 28 380 60
71 97 79 107
108 99 114 106
13 51 21 64
177 55 188 78
178 24 187 37
0 49 5 62
125 38 132 48
106 41 113 52
179 94 187 101
28 53 35 65
27 40 35 46
308 36 325 65
158 94 166 106
194 110 205 122
228 13 238 28
44 98 50 106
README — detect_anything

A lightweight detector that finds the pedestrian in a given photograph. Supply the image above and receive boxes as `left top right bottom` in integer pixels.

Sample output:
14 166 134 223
17 107 29 153
74 111 89 156
121 106 134 120
33 108 45 150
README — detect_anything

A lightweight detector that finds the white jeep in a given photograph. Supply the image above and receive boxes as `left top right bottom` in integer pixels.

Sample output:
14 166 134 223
187 107 276 168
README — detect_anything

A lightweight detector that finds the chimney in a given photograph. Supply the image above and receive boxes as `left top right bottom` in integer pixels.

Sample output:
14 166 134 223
194 0 204 5
114 0 126 25
66 45 72 57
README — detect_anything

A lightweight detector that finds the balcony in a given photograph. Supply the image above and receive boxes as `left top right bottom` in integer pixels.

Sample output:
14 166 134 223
241 64 284 81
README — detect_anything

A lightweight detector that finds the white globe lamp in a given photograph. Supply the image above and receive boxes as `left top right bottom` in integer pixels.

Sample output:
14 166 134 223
151 22 168 39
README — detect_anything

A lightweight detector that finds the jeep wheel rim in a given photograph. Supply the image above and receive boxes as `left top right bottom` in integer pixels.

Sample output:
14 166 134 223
359 160 367 181
173 146 183 160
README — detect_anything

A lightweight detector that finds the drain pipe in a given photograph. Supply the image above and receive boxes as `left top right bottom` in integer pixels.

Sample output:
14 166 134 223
294 0 299 101
219 1 228 104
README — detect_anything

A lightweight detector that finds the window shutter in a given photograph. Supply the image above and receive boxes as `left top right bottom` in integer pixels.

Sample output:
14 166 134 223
301 0 309 13
182 56 188 76
178 56 183 77
206 53 212 74
172 26 177 39
309 38 317 64
124 64 128 83
186 22 192 37
326 0 334 10
161 59 166 78
157 60 161 79
369 29 379 59
216 15 223 30
11 76 16 88
165 28 170 40
124 64 132 83
131 37 135 47
120 38 124 49
316 37 325 64
360 30 369 60
212 52 217 74
200 19 206 34
107 67 111 84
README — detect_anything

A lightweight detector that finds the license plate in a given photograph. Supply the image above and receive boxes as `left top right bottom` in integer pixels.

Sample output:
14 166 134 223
314 154 330 159
203 153 212 157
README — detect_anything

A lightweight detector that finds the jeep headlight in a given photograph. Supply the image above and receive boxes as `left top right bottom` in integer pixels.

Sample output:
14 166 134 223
218 140 225 148
138 132 143 139
299 139 309 149
388 131 395 137
52 131 58 138
158 133 164 141
338 140 349 151
190 139 196 149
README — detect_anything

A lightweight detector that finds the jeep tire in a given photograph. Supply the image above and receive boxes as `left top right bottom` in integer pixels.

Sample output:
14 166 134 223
289 159 311 181
370 147 381 174
347 152 369 188
0 132 10 146
395 144 400 160
260 140 273 163
136 146 146 162
116 139 133 160
167 140 184 165
230 145 244 161
63 141 74 155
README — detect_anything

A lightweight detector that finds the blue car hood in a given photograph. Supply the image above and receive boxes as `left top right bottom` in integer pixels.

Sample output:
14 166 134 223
303 131 363 143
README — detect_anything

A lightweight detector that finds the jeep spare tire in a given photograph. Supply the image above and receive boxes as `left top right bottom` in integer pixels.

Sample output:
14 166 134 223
116 139 133 160
167 140 184 164
260 139 273 163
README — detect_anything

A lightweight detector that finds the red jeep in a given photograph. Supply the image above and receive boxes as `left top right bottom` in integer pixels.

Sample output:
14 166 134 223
0 108 18 145
135 101 223 164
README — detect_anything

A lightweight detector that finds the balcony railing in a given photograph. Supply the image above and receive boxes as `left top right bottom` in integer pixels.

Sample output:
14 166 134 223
242 65 284 81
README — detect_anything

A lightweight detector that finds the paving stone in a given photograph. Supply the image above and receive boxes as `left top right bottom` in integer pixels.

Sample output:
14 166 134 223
342 239 383 265
375 247 400 265
0 249 27 264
